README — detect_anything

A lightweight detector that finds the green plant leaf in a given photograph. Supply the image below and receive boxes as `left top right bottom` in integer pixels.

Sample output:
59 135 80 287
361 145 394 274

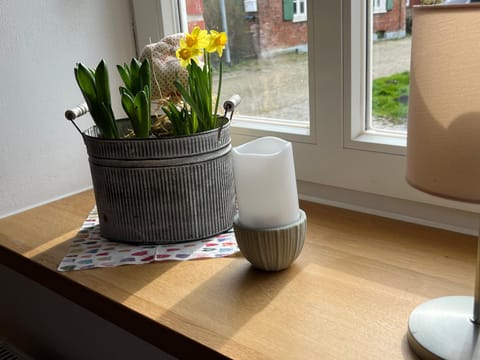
139 58 151 91
119 86 134 100
95 60 111 106
142 84 151 123
131 57 141 70
117 64 131 90
174 79 204 124
116 58 152 137
120 89 136 119
214 60 223 121
191 111 198 134
74 63 97 106
99 103 119 139
134 90 150 138
163 103 187 135
130 58 141 93
73 62 119 138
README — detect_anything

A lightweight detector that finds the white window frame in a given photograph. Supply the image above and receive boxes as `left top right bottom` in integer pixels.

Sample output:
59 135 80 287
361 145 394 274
293 0 308 22
132 0 480 232
344 0 407 156
342 0 479 217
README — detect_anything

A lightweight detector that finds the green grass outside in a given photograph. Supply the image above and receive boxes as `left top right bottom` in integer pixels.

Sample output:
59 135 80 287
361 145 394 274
217 53 409 126
372 71 410 125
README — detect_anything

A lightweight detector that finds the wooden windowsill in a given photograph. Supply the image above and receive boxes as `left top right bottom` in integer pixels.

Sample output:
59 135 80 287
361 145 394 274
0 190 475 359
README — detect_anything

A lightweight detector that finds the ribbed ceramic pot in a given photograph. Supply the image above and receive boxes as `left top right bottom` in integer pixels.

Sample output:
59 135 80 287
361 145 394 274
82 118 236 244
233 210 307 271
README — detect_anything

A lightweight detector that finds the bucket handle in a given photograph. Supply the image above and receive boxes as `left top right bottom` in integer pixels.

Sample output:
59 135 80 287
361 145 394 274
219 94 241 140
223 94 241 120
65 103 89 136
66 96 242 139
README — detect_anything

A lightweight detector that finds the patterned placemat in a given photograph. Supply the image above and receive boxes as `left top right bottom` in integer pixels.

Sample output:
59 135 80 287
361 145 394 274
57 208 239 272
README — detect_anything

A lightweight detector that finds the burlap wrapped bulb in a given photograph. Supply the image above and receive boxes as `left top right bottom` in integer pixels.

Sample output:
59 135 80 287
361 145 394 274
139 33 189 101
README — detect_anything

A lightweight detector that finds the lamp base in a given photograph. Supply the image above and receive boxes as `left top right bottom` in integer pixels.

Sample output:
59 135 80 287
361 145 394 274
408 296 480 360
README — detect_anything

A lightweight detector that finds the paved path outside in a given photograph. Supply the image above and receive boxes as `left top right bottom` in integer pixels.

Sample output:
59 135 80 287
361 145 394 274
372 37 411 79
220 36 411 128
220 52 309 121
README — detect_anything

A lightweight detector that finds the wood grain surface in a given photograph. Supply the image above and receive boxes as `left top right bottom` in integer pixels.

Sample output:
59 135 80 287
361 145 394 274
0 190 476 359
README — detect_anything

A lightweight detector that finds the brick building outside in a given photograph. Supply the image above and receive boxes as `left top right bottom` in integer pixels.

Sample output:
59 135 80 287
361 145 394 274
186 0 423 59
251 0 308 57
372 0 442 40
372 0 408 40
186 0 308 61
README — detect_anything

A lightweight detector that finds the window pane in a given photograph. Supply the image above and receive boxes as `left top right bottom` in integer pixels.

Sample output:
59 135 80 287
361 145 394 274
369 0 411 133
184 0 309 126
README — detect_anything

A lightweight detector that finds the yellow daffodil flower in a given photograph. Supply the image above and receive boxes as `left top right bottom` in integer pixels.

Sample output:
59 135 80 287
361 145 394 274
176 38 202 68
165 28 229 135
206 30 228 57
185 26 210 49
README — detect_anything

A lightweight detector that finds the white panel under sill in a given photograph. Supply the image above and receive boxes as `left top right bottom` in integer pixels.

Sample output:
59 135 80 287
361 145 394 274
231 116 312 144
298 180 479 236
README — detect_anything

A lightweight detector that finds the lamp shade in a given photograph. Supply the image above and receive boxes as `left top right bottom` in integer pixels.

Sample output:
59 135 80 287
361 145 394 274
406 4 480 203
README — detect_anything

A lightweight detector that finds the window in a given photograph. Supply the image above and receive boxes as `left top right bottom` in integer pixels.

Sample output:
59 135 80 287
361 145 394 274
283 0 307 22
373 0 387 13
132 0 480 228
368 0 410 133
293 0 307 22
180 0 310 138
345 0 408 155
244 0 258 12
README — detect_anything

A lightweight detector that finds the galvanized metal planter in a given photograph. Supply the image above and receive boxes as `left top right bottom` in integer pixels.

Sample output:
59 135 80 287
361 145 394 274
80 118 236 244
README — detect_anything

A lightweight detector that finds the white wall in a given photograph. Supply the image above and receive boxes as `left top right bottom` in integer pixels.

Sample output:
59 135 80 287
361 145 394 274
0 0 137 217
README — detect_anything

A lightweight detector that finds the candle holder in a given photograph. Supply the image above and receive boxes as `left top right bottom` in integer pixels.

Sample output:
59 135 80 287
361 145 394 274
232 136 305 271
233 209 306 271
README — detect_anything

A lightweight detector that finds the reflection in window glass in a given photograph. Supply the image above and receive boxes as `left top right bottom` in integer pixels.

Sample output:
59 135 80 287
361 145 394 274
184 0 309 124
369 0 412 133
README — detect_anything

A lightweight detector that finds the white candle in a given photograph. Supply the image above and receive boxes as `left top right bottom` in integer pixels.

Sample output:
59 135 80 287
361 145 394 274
232 136 300 229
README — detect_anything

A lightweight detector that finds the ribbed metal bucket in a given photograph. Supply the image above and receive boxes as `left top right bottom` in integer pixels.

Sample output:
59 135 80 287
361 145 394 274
82 118 236 244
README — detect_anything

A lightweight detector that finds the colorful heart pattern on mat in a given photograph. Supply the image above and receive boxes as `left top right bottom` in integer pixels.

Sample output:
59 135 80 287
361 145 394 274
57 207 239 272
